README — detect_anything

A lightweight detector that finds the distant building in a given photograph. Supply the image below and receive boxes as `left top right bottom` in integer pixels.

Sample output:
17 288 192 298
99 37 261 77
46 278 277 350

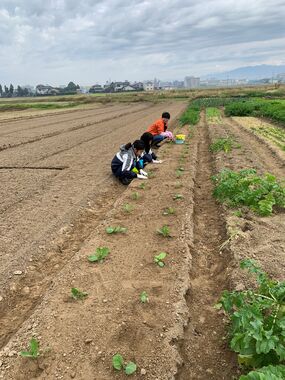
143 82 155 91
121 85 136 91
153 78 160 89
36 85 60 95
184 76 200 89
132 82 144 91
89 84 104 93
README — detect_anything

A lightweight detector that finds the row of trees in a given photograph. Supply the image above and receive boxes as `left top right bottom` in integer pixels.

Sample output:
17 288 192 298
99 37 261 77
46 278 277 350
0 84 31 98
0 81 81 98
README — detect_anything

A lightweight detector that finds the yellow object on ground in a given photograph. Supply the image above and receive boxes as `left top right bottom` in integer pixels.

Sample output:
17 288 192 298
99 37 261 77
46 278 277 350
175 134 186 140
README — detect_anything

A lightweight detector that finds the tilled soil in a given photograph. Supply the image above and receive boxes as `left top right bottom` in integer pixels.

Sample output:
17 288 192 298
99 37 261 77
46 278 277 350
0 101 186 351
1 108 285 380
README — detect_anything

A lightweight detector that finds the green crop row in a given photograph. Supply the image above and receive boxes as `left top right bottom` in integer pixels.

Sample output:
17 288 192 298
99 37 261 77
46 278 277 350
218 259 285 379
179 105 200 125
225 99 285 125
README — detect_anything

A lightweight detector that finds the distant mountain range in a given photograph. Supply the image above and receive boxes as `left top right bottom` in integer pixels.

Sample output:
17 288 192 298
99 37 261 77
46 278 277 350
205 64 285 80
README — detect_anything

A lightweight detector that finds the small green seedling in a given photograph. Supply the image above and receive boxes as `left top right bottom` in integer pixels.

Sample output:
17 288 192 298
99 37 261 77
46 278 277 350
176 169 183 178
154 252 167 267
131 192 140 200
71 287 88 300
157 225 171 237
163 207 176 215
106 226 127 234
174 182 183 189
112 353 137 375
140 291 149 303
233 210 243 217
88 247 110 263
173 193 184 200
123 203 134 213
20 338 39 359
147 170 155 178
139 183 146 190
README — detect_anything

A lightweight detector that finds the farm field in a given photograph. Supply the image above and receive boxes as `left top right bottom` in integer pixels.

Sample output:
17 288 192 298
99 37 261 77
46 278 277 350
0 95 285 380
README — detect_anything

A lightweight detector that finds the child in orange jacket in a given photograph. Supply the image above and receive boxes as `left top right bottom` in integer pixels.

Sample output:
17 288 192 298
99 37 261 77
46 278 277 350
146 112 171 147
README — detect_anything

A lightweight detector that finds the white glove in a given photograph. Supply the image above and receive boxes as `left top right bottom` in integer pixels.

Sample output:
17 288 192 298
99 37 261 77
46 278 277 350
140 169 148 176
137 174 148 180
152 159 163 164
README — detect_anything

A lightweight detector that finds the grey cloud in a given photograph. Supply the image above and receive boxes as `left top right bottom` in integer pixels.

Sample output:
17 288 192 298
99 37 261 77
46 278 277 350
0 0 284 84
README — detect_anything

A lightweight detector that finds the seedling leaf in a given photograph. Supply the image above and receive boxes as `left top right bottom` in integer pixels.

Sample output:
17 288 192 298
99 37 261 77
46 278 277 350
71 287 88 300
30 338 39 357
113 353 124 370
157 225 171 237
106 226 127 234
19 338 39 359
140 291 149 303
173 193 184 200
125 362 137 375
88 247 110 262
154 252 167 267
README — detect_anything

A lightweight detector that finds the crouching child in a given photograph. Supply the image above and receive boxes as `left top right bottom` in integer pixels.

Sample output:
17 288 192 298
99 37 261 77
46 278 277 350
140 132 163 165
111 140 148 185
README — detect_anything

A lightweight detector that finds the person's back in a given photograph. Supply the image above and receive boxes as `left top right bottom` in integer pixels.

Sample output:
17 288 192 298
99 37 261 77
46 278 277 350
146 118 165 136
146 112 171 147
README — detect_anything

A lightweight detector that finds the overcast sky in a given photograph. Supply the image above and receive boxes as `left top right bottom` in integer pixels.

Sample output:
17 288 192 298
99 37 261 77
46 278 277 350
0 0 285 86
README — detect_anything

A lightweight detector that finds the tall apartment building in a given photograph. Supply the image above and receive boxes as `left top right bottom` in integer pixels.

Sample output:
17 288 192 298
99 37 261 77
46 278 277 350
184 76 200 88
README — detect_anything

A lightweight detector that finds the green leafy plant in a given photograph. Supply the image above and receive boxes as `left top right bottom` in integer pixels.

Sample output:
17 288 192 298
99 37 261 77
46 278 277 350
154 252 167 267
112 353 137 375
88 247 110 263
212 169 285 216
139 183 146 190
163 207 176 215
173 193 184 200
157 225 171 237
239 364 285 379
140 291 149 303
210 137 237 153
106 226 127 234
233 210 243 217
131 192 140 200
217 259 285 370
20 338 40 359
71 287 88 300
123 203 134 213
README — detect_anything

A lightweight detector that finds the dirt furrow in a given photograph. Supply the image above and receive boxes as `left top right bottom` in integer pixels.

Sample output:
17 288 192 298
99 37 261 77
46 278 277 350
0 104 152 152
222 116 285 177
176 113 237 380
0 104 124 136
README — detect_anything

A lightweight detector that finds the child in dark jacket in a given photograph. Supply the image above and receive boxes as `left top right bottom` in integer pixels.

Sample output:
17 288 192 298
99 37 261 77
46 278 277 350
111 140 148 185
140 132 163 165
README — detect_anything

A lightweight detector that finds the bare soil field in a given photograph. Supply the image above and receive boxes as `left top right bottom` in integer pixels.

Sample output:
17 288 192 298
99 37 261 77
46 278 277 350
0 105 284 380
